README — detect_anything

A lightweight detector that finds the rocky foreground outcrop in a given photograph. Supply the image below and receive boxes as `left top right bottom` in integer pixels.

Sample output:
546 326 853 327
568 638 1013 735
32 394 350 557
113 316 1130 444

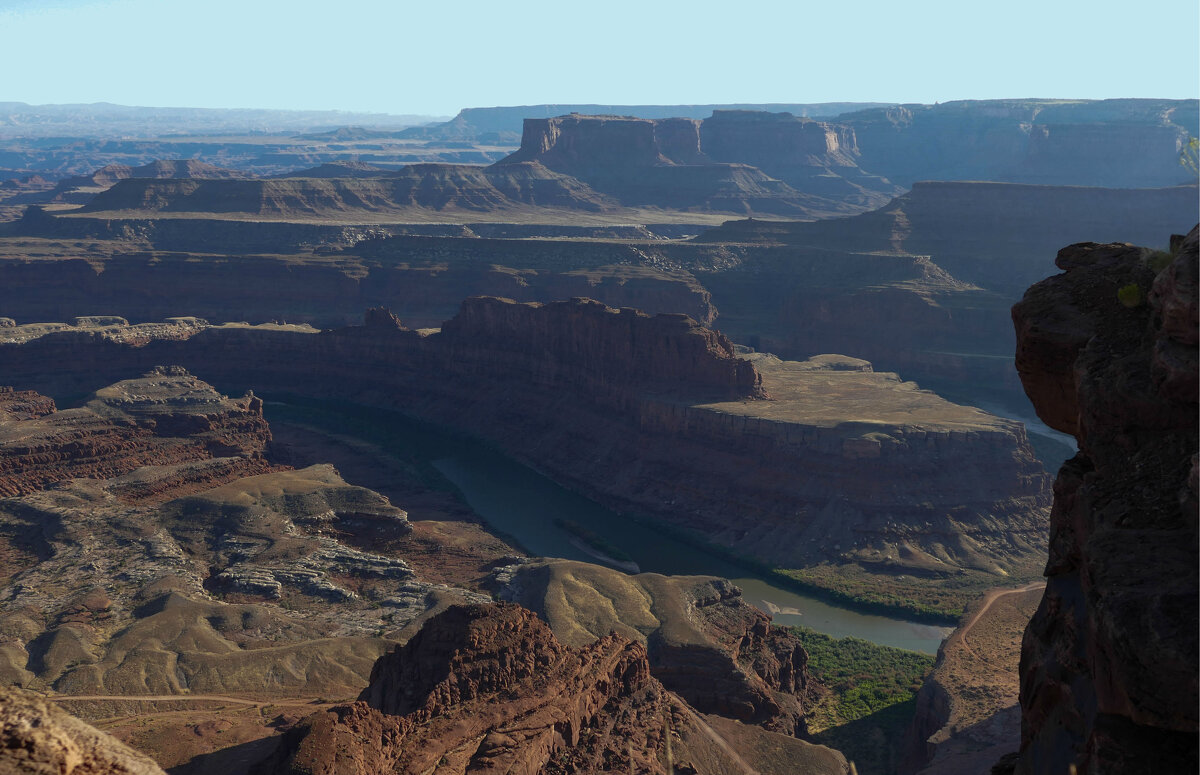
1007 227 1199 773
491 559 812 735
0 687 167 775
255 602 848 775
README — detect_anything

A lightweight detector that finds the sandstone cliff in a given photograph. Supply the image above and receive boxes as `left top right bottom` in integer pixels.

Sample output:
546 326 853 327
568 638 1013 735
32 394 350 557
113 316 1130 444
0 367 274 500
255 602 849 775
437 296 763 401
1007 227 1199 773
0 297 1050 617
703 180 1199 296
495 112 900 217
699 110 896 206
840 99 1197 188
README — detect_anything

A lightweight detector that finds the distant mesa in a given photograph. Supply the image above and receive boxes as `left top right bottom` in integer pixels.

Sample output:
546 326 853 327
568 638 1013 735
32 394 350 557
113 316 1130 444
77 161 621 217
6 158 250 206
400 101 907 142
495 111 901 218
82 159 248 187
276 160 395 178
839 98 1199 188
412 98 1198 190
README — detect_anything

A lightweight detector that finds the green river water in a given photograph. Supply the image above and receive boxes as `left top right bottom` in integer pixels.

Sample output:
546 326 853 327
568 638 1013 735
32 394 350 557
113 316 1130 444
266 400 954 654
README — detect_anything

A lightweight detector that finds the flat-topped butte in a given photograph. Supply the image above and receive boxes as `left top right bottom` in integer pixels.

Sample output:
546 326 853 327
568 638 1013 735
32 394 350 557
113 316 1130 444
703 351 1016 432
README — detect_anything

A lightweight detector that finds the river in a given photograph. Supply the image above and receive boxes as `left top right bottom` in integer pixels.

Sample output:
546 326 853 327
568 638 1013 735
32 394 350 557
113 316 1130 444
266 400 952 654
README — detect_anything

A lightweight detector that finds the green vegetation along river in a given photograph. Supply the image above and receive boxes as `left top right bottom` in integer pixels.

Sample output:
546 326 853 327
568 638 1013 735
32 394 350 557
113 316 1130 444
265 399 952 654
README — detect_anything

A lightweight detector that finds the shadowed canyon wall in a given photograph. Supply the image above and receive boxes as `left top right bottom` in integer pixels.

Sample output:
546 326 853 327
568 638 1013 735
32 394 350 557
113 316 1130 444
0 297 1049 601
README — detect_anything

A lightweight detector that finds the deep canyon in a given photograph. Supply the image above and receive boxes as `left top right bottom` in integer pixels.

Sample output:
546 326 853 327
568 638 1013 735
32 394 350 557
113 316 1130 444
0 98 1195 775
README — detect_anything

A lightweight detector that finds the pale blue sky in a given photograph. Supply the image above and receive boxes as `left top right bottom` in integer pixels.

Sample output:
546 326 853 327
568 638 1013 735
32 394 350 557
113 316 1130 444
1 0 1196 116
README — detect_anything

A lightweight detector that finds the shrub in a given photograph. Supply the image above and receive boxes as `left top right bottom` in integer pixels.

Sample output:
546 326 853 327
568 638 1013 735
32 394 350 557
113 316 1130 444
1117 283 1143 308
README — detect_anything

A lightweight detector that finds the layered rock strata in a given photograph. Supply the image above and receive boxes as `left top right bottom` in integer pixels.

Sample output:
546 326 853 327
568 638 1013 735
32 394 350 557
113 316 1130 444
701 180 1199 296
0 372 492 700
490 558 811 735
256 602 849 775
77 162 618 217
1007 227 1199 773
0 298 1050 599
0 367 274 499
0 232 719 329
496 112 900 217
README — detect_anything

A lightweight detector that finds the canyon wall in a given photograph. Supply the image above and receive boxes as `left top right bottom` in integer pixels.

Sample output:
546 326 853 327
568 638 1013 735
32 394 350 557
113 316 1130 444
0 297 1049 607
700 181 1199 296
0 367 274 499
694 181 1199 395
0 239 717 329
1007 227 1198 773
839 99 1197 188
78 162 619 216
0 218 993 386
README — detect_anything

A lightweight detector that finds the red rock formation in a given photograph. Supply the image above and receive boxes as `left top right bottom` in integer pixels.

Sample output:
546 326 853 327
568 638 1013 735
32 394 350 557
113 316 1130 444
437 296 764 401
0 386 56 420
649 579 810 735
260 603 658 775
1008 227 1199 773
257 602 847 775
0 367 275 500
358 602 572 718
488 560 815 738
0 297 1048 590
497 112 898 217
